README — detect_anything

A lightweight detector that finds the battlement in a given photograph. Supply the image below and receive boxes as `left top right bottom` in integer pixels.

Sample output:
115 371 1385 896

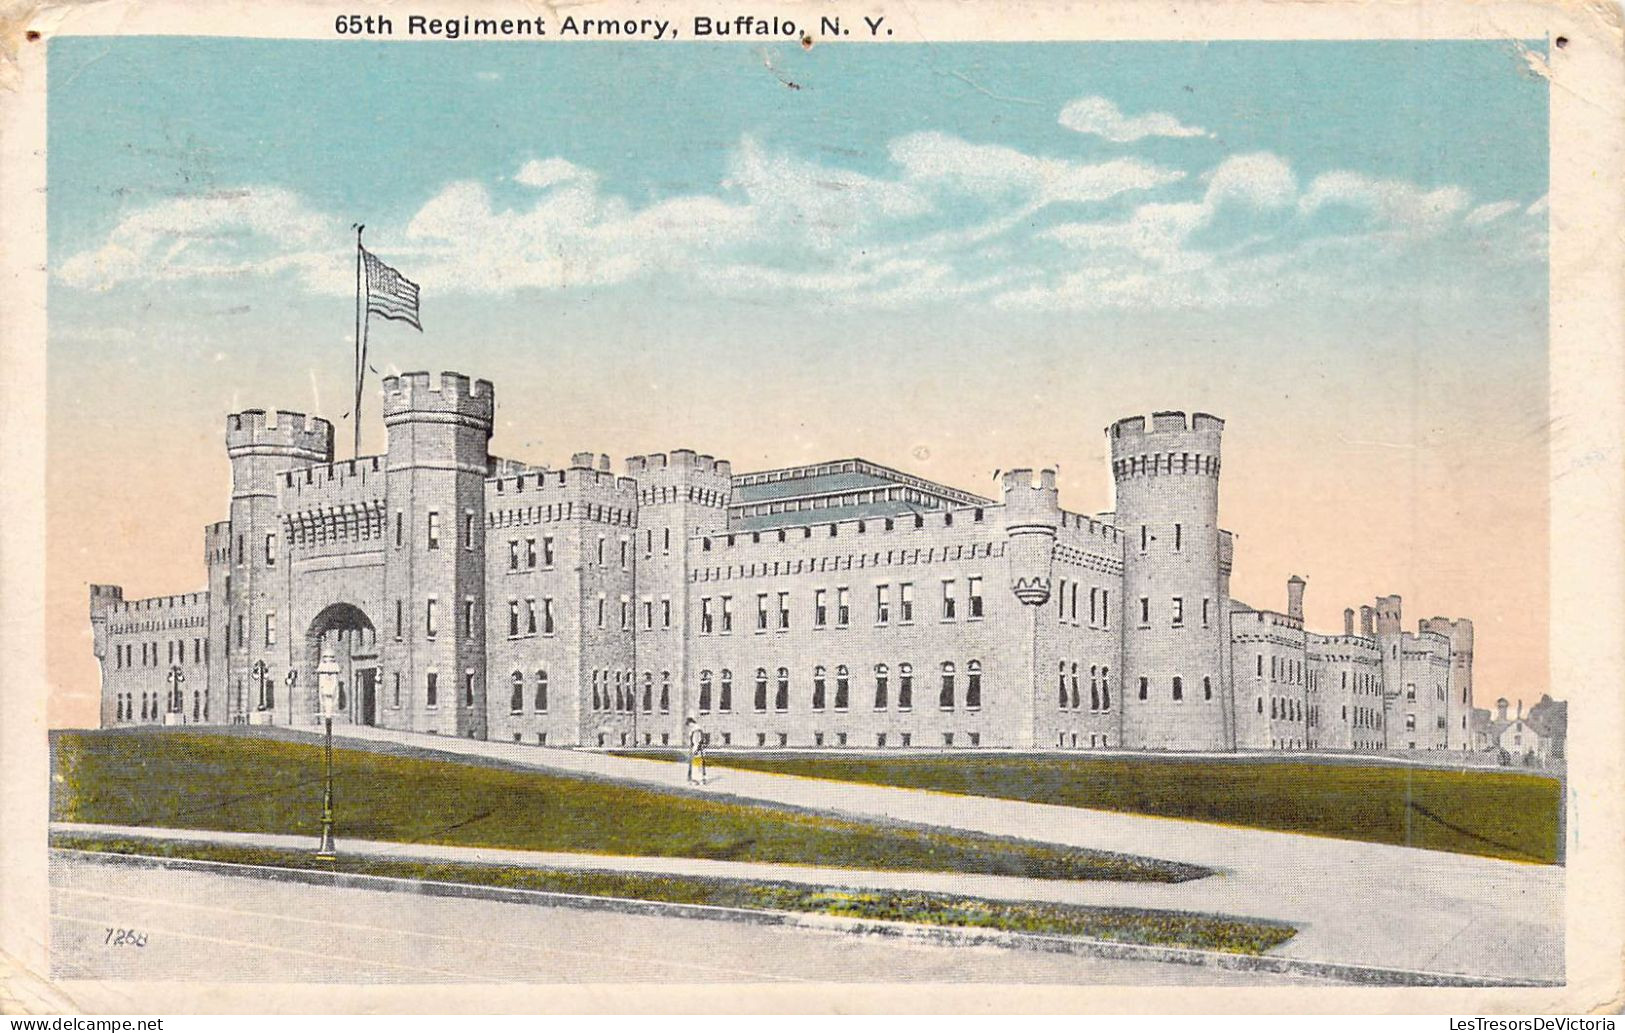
278 455 386 505
89 584 124 608
226 409 334 459
1055 509 1121 544
1419 616 1474 651
698 503 995 555
487 462 640 524
1107 411 1223 478
109 590 210 615
381 371 494 427
1000 467 1060 528
1307 632 1381 653
625 449 733 479
204 521 232 566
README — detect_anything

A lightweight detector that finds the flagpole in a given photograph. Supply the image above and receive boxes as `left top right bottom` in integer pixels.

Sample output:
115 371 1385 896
353 225 366 460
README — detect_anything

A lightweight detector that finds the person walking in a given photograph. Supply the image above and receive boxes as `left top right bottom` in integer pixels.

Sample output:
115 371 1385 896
686 717 708 786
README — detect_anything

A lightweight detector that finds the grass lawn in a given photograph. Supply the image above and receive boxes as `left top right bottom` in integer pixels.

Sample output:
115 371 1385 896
687 753 1562 864
53 835 1294 955
49 730 1205 882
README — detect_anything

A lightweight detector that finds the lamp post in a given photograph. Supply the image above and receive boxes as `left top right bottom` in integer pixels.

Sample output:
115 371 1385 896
315 646 341 862
165 666 185 726
285 668 298 727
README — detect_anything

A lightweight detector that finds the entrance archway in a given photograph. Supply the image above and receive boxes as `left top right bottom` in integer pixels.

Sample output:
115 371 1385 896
304 603 379 727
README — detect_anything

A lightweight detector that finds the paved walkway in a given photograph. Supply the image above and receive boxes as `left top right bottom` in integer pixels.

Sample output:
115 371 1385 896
122 723 1571 982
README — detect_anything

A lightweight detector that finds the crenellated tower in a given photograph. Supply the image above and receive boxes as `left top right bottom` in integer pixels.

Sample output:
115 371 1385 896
1109 411 1231 750
1420 616 1474 750
381 372 494 738
89 584 124 727
1001 468 1060 607
225 409 333 723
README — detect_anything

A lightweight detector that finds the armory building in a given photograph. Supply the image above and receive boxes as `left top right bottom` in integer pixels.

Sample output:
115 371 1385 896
89 371 1475 753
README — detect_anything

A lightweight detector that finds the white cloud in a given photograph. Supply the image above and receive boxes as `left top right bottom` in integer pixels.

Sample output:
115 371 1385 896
1298 171 1471 229
1464 200 1520 226
888 130 1183 205
56 186 345 291
514 157 592 189
1058 96 1209 143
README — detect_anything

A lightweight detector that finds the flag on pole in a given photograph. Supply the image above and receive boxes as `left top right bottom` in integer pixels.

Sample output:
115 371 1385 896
361 246 422 330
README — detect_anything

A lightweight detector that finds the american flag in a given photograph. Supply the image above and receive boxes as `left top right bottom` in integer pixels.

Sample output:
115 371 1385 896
362 246 422 330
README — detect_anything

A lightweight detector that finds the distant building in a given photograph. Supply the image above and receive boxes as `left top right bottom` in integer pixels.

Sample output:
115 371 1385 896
90 371 1482 754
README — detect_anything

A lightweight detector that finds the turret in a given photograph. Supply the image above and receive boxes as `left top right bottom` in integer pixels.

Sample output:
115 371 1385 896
1287 575 1306 622
89 585 124 727
1108 411 1230 751
381 372 494 738
1344 608 1356 636
1001 468 1060 606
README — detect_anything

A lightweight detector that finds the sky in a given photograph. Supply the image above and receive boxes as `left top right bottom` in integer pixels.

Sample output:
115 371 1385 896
45 38 1550 726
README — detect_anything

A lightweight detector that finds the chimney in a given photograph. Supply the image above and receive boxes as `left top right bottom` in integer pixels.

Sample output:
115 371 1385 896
1497 698 1509 722
1286 575 1306 621
570 451 594 468
1360 605 1375 637
597 454 611 473
1517 699 1524 720
1343 608 1356 636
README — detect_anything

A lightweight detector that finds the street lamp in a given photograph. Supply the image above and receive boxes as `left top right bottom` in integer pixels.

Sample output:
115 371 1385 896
165 666 185 726
251 659 269 725
315 646 340 861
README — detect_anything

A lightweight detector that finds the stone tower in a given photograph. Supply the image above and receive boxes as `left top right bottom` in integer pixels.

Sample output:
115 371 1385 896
1109 411 1230 750
381 372 493 738
1420 616 1474 750
225 409 333 723
1001 467 1061 747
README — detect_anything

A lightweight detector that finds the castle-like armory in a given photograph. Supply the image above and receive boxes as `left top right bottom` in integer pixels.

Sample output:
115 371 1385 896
90 371 1478 754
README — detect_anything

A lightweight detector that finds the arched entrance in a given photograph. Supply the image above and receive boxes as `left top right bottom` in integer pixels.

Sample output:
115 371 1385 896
304 603 379 727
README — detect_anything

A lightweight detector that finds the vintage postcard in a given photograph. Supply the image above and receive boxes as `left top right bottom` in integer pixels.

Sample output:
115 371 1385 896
1 0 1622 1016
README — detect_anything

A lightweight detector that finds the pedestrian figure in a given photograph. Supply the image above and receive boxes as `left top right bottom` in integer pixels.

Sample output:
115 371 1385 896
686 717 708 785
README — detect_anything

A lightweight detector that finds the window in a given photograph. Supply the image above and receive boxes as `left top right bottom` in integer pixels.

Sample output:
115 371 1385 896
464 512 476 550
620 597 630 631
1090 665 1101 711
596 536 606 566
834 665 850 710
464 598 476 638
464 670 475 707
543 536 555 566
525 598 538 636
395 599 404 640
1070 582 1078 622
721 596 733 633
701 597 714 634
1174 523 1183 551
644 598 655 631
525 538 537 569
508 600 520 637
1406 714 1417 731
777 592 790 630
543 597 556 635
510 672 524 713
1140 525 1148 552
535 670 548 711
968 577 984 619
939 662 956 709
662 598 672 629
900 662 915 710
264 612 276 647
874 664 888 709
1138 676 1148 701
660 671 671 713
265 533 277 565
1406 683 1416 701
1139 597 1150 625
1202 598 1211 627
1204 676 1213 700
876 584 891 624
754 669 768 711
775 668 789 711
1100 590 1109 625
236 614 245 649
837 588 851 627
699 670 713 713
966 660 982 709
426 598 439 637
620 538 629 570
508 540 520 571
1101 667 1111 709
1257 654 1264 677
1089 587 1099 626
899 582 914 623
642 672 653 713
394 511 403 548
236 534 244 565
426 671 438 707
814 589 828 627
941 580 957 620
427 511 441 550
756 593 769 631
1172 596 1184 626
812 666 826 710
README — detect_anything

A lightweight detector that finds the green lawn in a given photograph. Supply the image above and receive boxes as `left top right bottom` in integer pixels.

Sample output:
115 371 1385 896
49 731 1205 882
53 835 1294 955
694 753 1563 864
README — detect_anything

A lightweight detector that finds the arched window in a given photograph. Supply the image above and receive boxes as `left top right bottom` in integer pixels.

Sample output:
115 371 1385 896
624 670 634 711
834 665 850 710
591 671 601 711
698 670 713 713
1172 676 1183 701
775 667 789 711
874 664 889 709
719 669 733 712
939 662 956 710
660 671 671 713
1058 662 1068 708
535 670 548 711
1271 697 1278 719
510 671 524 714
1070 662 1080 710
642 671 654 713
754 668 768 711
966 660 981 709
1203 675 1213 701
812 665 826 710
898 663 913 710
1090 665 1101 711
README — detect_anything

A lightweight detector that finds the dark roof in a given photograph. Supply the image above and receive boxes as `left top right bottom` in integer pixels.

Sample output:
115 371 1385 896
728 457 991 531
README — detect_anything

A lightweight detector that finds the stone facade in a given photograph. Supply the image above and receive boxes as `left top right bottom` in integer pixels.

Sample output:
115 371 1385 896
89 372 1481 754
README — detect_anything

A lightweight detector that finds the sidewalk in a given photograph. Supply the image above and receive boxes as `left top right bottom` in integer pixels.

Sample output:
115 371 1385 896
146 723 1574 982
